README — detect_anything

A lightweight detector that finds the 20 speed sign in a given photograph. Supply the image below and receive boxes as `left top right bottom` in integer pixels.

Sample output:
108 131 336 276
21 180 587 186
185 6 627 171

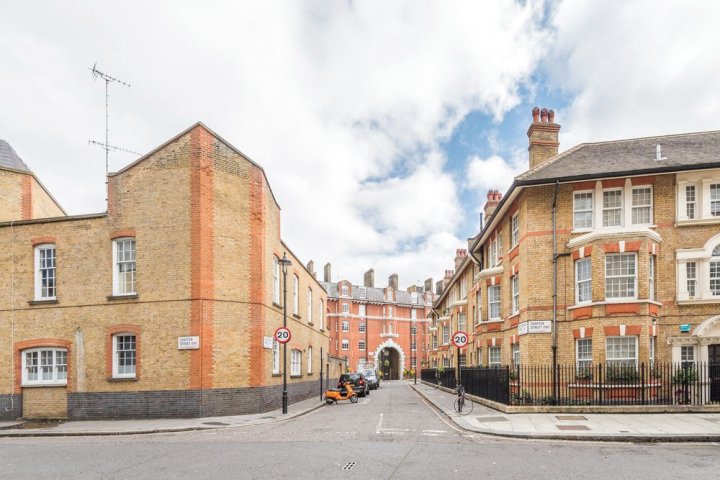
274 327 291 344
451 331 469 348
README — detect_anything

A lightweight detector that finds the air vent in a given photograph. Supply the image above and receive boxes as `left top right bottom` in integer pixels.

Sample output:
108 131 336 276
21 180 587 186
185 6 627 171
342 462 357 471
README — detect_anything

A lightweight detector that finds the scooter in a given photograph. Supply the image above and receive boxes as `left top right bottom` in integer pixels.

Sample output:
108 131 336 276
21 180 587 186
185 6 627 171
324 381 358 404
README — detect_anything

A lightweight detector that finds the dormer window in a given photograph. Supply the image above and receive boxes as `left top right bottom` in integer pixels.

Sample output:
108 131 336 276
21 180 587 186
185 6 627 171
340 284 349 297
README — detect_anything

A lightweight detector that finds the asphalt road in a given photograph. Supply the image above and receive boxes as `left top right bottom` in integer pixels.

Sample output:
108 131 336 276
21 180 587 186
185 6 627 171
1 381 720 479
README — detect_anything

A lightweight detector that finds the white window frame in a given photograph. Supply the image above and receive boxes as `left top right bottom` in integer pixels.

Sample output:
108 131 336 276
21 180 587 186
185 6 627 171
605 253 637 300
631 186 653 225
649 336 655 367
358 286 367 299
442 325 450 345
307 288 313 323
34 243 57 300
576 338 592 372
359 340 366 351
342 303 350 314
358 304 366 317
575 258 592 304
113 237 136 296
112 333 137 379
649 255 656 301
359 322 366 333
711 183 720 217
602 189 623 227
511 343 520 366
342 320 349 332
273 256 280 304
22 347 68 386
386 289 393 301
458 312 466 332
318 300 324 330
605 336 637 369
411 309 417 320
272 339 280 374
680 345 695 367
291 349 301 376
686 261 697 298
292 275 299 315
307 346 313 374
511 275 519 315
685 185 697 219
341 339 349 351
712 245 720 296
488 346 501 367
475 290 482 324
510 213 519 247
573 191 594 229
341 284 349 297
488 285 501 320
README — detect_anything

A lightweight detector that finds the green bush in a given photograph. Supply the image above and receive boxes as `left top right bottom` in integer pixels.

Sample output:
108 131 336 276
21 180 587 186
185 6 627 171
672 367 698 384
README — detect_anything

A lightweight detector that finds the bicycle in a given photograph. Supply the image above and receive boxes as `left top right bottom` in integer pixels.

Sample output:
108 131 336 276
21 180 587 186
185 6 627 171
453 384 473 415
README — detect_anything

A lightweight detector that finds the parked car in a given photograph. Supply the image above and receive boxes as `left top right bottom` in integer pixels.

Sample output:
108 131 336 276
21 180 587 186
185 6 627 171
363 369 380 390
338 372 370 397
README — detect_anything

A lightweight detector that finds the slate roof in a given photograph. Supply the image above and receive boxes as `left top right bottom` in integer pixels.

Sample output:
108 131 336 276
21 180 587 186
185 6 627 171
321 281 424 306
518 130 720 185
0 140 31 172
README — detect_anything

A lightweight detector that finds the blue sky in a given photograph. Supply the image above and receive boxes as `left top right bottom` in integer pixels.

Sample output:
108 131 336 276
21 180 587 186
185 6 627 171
1 1 719 289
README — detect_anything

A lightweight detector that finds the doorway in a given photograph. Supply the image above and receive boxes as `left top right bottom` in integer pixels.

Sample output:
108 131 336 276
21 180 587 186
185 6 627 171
709 344 720 402
380 348 400 380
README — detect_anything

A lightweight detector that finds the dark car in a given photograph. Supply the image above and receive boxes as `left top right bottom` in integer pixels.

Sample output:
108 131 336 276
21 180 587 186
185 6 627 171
338 372 370 397
362 369 380 390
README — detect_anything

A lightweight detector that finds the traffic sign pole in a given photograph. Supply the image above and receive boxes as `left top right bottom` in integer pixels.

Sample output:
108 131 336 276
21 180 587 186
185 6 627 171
451 331 469 388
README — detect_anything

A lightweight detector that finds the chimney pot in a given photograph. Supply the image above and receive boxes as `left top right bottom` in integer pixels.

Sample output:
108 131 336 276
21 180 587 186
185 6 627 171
532 106 540 123
540 108 548 123
548 109 555 124
527 106 560 169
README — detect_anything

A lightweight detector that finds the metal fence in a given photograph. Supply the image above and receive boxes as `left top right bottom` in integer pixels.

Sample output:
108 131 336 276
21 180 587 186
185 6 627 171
422 362 720 406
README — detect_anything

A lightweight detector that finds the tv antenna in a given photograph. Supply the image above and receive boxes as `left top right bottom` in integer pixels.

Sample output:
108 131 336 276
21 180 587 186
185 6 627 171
89 62 140 209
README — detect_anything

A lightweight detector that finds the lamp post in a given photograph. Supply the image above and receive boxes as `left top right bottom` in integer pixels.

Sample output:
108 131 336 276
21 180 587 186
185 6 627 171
279 252 292 414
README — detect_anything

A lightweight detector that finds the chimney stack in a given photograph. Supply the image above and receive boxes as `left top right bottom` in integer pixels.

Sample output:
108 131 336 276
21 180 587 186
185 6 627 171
484 189 502 222
454 248 467 270
307 260 315 278
388 273 398 291
424 278 433 293
442 270 454 291
364 268 375 288
527 106 560 170
435 280 444 295
323 263 332 283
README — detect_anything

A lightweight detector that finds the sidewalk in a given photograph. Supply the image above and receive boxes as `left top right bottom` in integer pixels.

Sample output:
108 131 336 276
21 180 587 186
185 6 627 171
410 382 720 442
0 395 325 437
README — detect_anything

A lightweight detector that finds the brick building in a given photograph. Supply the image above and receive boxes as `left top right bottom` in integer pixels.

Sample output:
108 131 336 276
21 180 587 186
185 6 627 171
430 108 720 399
0 123 329 419
321 266 434 379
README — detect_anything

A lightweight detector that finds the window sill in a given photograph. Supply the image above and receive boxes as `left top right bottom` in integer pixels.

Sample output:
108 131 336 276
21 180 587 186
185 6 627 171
28 299 58 306
107 294 139 301
107 377 138 382
293 314 301 319
307 372 314 376
273 302 282 308
21 383 67 388
308 321 314 326
676 217 720 227
290 375 303 379
484 319 504 324
272 373 282 377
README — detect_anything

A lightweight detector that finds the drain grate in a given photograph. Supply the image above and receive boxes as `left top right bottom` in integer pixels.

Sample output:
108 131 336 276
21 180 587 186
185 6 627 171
342 462 357 471
556 425 590 431
202 421 229 426
475 416 509 423
556 415 587 421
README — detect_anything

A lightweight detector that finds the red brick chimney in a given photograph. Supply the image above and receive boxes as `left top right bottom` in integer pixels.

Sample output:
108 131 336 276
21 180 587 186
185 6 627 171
483 189 502 222
454 248 467 270
527 106 560 170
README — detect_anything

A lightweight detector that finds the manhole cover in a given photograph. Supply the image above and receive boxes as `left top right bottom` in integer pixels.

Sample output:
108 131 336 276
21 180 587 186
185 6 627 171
342 462 357 471
555 415 587 421
202 421 229 426
556 425 590 431
475 416 509 423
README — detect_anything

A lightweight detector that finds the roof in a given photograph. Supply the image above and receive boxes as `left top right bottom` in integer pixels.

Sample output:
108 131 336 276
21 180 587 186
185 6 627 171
321 281 425 306
0 140 31 172
518 129 720 185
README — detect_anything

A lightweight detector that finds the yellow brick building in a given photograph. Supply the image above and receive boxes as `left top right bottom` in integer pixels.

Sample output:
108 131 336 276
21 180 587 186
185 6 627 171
0 124 329 419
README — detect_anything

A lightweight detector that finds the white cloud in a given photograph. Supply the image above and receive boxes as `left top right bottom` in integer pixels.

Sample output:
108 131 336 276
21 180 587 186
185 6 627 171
465 152 527 200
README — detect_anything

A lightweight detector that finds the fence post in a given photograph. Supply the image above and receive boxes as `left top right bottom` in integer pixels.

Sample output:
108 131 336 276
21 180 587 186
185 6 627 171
598 363 603 405
641 362 646 405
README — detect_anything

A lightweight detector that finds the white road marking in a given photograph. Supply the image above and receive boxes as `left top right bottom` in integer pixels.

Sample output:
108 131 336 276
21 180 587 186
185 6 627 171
422 430 447 434
376 413 384 434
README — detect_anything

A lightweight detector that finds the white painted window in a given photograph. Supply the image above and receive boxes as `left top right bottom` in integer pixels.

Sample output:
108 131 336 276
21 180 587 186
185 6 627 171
341 284 349 297
631 186 652 225
442 325 449 345
341 339 349 351
712 245 720 296
307 288 313 323
411 291 418 303
358 304 366 317
576 338 592 372
681 345 695 366
605 253 636 300
22 348 67 386
318 300 324 330
432 335 438 350
411 325 417 335
272 256 280 304
411 309 417 320
573 191 593 229
342 320 349 332
488 346 501 367
712 184 720 216
606 336 637 369
575 258 592 304
359 322 366 333
511 275 519 315
685 185 696 219
686 262 697 297
291 349 301 375
359 341 366 351
488 285 501 320
307 346 313 374
602 189 623 227
459 277 467 299
443 357 450 368
113 334 136 378
387 306 393 318
411 358 417 368
292 275 299 315
272 339 280 374
358 286 367 299
475 290 482 324
510 213 519 247
386 290 393 301
113 238 136 295
649 337 655 366
511 343 520 366
34 244 56 300
649 255 656 301
458 312 466 332
342 303 350 314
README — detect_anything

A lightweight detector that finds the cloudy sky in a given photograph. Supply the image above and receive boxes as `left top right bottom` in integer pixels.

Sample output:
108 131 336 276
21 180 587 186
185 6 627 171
2 1 719 290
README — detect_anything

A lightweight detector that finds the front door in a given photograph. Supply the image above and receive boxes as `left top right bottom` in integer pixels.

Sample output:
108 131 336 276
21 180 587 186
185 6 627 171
709 345 720 403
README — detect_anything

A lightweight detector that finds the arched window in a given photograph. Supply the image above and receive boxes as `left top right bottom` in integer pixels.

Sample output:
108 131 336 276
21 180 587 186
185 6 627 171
711 245 720 296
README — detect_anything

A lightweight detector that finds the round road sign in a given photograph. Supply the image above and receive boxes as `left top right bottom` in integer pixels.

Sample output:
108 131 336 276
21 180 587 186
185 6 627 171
451 331 469 348
274 327 291 344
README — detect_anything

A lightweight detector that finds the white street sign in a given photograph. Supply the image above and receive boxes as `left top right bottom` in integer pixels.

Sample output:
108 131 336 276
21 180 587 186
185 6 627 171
518 321 552 336
178 336 200 350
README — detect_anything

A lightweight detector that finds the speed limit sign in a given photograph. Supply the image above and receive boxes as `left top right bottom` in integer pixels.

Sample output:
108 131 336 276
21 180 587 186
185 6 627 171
451 331 469 348
274 327 291 344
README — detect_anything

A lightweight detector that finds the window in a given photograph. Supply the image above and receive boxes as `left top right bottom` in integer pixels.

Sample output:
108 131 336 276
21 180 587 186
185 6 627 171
113 334 136 378
576 338 592 372
342 303 350 314
606 336 637 369
432 335 438 350
292 275 299 315
686 262 697 297
358 304 366 317
442 325 450 345
575 258 592 304
342 320 349 332
605 253 636 299
291 349 301 375
712 184 720 217
712 245 720 296
649 337 655 367
459 354 466 367
511 343 520 366
359 341 366 351
341 339 349 351
411 325 417 335
510 213 519 247
387 306 393 318
341 284 349 296
458 312 466 332
307 288 313 323
411 309 417 320
573 191 593 229
272 339 280 374
488 346 501 367
319 300 324 330
411 340 417 351
443 357 450 368
358 286 367 299
511 275 519 315
113 238 136 295
386 290 393 301
411 358 417 368
631 186 652 225
685 185 696 219
476 347 483 367
272 257 280 304
22 348 67 386
307 346 313 374
680 345 695 367
649 255 656 301
411 291 418 303
359 322 366 333
602 189 623 227
459 278 467 299
475 290 482 324
34 244 56 300
488 285 501 320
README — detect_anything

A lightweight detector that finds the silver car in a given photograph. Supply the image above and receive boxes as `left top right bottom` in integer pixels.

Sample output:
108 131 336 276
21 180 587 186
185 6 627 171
363 369 380 390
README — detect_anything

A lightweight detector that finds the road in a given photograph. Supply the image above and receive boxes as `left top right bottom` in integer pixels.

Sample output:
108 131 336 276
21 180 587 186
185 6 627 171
1 381 720 479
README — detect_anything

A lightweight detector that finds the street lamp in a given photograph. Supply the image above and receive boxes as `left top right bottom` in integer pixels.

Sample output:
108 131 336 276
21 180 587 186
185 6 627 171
279 252 292 414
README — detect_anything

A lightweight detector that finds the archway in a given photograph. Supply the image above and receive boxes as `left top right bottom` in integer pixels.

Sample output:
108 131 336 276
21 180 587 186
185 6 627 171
374 339 406 380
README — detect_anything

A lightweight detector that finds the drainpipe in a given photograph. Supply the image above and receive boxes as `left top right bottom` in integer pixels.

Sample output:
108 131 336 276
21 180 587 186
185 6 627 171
552 180 559 404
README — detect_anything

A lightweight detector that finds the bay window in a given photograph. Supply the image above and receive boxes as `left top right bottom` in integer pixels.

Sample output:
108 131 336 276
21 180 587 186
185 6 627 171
605 253 636 300
575 258 592 304
23 347 67 386
573 191 593 229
